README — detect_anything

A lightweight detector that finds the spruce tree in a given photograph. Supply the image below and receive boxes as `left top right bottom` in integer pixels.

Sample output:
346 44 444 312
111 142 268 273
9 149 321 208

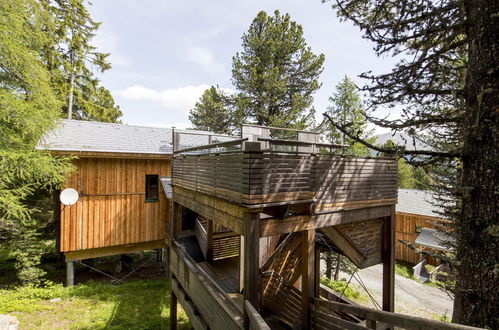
323 0 498 326
0 0 74 283
232 10 324 129
42 0 122 122
325 76 373 156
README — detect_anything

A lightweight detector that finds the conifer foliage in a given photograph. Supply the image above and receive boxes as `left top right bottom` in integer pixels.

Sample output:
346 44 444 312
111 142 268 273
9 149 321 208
1 0 119 283
323 0 498 327
190 10 325 133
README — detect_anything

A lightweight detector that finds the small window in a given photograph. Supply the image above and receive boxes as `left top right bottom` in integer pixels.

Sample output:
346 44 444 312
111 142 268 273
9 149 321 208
145 175 159 202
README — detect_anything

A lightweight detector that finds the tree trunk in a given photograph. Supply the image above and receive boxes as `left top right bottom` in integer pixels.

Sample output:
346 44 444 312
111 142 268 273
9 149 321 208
67 71 74 119
325 252 332 279
452 0 498 328
333 254 341 281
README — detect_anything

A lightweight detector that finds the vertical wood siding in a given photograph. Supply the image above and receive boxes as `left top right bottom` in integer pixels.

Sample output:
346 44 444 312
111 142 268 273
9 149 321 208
395 212 440 265
60 158 171 252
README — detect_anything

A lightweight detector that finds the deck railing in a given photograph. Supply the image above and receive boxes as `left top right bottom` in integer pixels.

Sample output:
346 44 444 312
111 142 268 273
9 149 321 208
172 139 397 207
169 244 244 329
312 299 482 330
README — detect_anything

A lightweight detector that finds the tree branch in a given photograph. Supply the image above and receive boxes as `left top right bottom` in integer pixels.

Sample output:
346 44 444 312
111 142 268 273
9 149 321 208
323 112 461 157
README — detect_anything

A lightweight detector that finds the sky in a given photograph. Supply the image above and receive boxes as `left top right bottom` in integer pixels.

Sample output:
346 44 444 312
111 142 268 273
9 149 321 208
89 0 398 132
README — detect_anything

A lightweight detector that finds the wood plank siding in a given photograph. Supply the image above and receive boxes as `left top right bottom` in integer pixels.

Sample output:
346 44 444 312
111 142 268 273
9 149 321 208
172 152 397 207
60 157 171 252
395 212 441 265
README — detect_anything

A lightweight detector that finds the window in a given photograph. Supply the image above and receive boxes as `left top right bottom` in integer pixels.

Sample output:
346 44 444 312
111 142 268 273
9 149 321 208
145 175 159 202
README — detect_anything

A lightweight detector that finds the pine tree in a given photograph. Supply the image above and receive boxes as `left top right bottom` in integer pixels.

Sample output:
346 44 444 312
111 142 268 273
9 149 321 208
0 0 74 283
323 0 498 326
189 86 240 135
232 10 324 129
325 76 373 156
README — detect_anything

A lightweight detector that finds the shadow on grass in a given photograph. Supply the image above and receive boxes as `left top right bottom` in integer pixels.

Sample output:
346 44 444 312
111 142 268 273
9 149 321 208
70 279 191 330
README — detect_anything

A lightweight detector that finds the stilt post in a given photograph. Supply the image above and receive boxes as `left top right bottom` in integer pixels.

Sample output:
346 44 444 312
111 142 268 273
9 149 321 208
301 229 315 329
66 260 75 287
382 205 395 312
243 210 260 328
170 278 178 330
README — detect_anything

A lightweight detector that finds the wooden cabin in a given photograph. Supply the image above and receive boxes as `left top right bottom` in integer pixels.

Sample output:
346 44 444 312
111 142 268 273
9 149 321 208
37 120 232 280
396 189 452 265
37 120 174 264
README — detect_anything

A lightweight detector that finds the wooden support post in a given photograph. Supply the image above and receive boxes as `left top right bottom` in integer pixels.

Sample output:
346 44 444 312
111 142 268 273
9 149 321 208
66 261 75 287
243 211 260 329
172 202 181 241
170 277 178 330
164 247 171 278
301 229 315 330
206 219 214 262
315 248 321 298
239 235 245 293
382 206 395 312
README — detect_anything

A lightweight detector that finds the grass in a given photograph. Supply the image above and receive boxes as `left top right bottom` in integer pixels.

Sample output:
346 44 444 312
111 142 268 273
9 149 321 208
0 279 191 329
320 277 368 303
395 263 416 280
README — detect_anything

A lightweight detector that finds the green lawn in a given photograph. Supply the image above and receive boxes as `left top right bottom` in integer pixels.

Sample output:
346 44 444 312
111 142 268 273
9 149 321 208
0 279 192 329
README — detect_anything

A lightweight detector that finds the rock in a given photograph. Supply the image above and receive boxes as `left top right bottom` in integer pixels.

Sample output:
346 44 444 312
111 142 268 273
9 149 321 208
49 298 62 303
0 315 19 330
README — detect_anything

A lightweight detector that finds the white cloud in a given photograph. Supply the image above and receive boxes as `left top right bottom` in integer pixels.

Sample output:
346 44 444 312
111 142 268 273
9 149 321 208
116 84 211 113
185 46 224 75
93 29 129 67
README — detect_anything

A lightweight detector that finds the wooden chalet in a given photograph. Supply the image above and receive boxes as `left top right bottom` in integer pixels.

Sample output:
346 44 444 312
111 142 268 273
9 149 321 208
396 189 453 265
37 120 232 284
168 125 475 330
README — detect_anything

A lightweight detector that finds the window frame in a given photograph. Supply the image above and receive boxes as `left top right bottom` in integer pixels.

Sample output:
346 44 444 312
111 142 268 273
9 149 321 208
145 174 159 202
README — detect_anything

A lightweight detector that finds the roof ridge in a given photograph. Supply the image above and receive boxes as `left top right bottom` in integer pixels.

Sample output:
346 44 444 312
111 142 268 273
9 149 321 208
61 119 173 131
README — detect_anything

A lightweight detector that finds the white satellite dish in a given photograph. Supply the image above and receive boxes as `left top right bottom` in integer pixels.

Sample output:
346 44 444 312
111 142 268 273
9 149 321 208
60 188 79 206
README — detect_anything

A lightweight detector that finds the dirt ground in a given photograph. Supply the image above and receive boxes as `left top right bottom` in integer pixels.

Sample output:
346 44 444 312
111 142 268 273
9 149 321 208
322 262 454 320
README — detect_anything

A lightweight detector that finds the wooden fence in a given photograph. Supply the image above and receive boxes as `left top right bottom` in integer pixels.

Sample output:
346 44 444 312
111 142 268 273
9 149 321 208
169 244 243 329
173 146 397 207
312 299 481 330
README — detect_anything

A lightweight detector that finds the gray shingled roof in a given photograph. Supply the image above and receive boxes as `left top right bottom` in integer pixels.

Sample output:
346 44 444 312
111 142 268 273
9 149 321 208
396 189 442 217
36 119 235 154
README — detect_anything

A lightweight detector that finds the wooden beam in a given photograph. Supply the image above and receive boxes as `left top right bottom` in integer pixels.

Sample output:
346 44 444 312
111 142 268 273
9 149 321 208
260 206 392 237
171 277 208 330
172 202 180 240
64 239 166 261
206 219 214 262
170 276 178 330
244 300 271 330
382 206 395 312
243 211 260 328
319 227 365 267
314 299 480 330
315 248 321 298
262 205 289 218
49 150 172 159
301 229 315 329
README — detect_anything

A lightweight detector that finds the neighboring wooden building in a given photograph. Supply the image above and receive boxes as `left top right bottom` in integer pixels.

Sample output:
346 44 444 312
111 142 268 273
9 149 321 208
395 189 452 265
37 120 175 262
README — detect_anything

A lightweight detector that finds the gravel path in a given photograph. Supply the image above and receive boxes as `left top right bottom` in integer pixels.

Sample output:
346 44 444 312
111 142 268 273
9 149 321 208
323 263 454 320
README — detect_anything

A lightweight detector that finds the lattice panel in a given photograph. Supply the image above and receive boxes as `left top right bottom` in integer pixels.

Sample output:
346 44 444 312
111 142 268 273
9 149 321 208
261 232 302 284
262 272 302 328
337 218 384 267
212 234 240 260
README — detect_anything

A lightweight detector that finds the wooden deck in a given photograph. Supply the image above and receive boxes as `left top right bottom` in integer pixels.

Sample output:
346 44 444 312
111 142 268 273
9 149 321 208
167 126 479 330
